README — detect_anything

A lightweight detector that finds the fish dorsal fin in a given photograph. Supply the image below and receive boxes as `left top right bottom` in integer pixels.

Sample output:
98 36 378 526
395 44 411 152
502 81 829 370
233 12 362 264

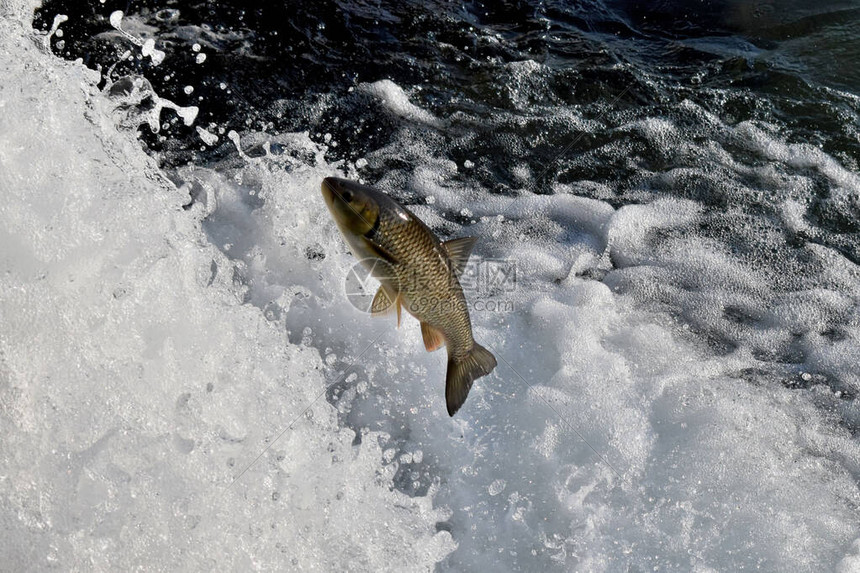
442 236 477 277
371 286 402 327
420 322 446 352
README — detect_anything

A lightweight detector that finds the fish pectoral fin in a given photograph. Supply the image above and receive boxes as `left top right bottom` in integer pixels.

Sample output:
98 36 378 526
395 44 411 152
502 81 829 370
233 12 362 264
371 286 397 315
441 236 477 277
420 322 446 352
371 287 403 328
361 236 400 265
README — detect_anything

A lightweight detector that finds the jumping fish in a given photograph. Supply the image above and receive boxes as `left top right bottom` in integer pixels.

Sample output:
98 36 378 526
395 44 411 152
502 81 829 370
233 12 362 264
321 177 496 416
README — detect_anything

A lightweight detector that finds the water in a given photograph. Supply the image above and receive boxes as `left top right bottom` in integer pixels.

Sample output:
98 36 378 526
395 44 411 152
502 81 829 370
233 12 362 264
3 0 859 570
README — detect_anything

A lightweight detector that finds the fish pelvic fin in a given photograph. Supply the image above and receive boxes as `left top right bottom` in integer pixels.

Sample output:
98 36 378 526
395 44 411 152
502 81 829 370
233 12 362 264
442 236 477 277
420 322 446 352
445 343 497 416
396 293 402 327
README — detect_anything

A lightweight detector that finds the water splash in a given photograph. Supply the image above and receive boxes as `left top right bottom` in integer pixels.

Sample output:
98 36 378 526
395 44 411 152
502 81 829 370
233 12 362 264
196 126 219 146
105 75 198 133
39 13 68 51
109 11 165 66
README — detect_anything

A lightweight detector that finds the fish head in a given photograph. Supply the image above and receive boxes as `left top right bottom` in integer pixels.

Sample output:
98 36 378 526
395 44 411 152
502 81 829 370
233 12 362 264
321 177 381 236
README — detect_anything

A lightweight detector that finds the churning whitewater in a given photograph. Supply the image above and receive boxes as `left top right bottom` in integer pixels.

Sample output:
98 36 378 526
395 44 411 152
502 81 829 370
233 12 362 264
2 0 860 571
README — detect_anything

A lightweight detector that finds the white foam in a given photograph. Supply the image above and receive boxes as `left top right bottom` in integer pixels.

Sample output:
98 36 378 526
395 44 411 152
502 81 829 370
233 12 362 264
5 7 860 573
215 136 860 570
359 79 441 127
737 121 860 191
329 83 860 570
0 6 453 570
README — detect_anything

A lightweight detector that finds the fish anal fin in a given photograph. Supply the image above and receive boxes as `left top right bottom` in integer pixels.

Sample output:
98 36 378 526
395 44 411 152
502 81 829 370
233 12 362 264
442 236 477 277
420 322 446 352
445 343 497 416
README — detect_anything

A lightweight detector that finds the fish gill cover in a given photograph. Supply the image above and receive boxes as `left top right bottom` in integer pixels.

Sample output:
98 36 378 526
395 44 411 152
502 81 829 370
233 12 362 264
2 0 859 570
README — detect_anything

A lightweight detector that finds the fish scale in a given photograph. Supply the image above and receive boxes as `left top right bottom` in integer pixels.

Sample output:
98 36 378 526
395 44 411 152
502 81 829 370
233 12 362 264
373 203 474 358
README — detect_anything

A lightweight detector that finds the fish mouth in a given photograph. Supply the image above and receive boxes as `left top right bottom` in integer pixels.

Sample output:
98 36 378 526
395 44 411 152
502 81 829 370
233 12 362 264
321 177 337 206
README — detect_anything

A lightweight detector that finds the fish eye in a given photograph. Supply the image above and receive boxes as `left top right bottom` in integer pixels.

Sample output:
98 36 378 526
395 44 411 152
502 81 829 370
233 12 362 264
342 190 353 202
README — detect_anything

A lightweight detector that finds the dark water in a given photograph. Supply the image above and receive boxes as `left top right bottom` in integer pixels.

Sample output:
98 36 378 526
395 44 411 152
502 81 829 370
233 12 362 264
34 1 860 168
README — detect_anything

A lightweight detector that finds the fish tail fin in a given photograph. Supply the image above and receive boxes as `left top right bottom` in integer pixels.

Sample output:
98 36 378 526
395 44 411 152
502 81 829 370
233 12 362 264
445 343 497 416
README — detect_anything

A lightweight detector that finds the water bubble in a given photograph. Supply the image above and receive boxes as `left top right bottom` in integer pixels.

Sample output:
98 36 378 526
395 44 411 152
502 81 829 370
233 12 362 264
155 9 180 23
488 479 507 496
196 126 219 146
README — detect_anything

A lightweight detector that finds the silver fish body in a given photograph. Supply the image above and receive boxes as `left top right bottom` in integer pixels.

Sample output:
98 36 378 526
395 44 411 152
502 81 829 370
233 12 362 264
321 176 496 415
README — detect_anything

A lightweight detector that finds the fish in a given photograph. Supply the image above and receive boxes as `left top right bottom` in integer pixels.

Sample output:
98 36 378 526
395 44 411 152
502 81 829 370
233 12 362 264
321 176 497 416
